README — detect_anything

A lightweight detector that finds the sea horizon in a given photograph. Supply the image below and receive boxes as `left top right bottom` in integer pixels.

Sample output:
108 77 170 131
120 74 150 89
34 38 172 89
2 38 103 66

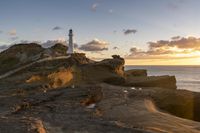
126 65 200 67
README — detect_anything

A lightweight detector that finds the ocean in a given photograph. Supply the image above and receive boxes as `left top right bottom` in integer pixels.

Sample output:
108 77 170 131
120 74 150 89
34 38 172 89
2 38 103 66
125 66 200 92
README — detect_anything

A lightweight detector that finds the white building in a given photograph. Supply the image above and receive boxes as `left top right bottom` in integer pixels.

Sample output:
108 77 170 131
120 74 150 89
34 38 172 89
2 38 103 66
67 29 74 54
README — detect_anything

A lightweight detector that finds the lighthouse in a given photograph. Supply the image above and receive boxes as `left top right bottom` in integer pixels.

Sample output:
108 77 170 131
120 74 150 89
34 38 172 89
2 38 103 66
67 29 74 54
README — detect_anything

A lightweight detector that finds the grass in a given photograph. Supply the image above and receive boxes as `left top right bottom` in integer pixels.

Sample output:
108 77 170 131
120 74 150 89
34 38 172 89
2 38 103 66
0 57 20 74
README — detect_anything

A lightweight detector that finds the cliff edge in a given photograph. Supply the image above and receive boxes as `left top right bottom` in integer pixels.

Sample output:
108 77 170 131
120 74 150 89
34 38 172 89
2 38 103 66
0 43 199 133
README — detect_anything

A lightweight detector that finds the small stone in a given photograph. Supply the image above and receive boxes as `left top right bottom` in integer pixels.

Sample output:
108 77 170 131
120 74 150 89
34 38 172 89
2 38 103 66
123 90 128 93
131 87 136 90
86 103 96 109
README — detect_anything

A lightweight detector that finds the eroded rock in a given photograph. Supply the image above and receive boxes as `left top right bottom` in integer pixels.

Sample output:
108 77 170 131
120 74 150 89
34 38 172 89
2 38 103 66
125 69 147 77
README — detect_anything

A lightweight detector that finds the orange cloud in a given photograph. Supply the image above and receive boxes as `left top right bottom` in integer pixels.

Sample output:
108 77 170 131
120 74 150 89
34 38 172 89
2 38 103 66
127 36 200 59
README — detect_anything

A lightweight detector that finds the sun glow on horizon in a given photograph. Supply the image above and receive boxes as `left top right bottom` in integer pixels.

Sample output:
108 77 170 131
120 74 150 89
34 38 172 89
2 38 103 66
125 57 200 66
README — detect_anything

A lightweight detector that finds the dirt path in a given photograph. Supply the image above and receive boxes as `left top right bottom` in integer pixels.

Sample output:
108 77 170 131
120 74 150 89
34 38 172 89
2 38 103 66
0 55 70 80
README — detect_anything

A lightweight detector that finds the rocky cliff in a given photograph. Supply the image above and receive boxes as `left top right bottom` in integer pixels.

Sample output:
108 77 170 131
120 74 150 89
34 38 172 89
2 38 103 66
0 43 200 133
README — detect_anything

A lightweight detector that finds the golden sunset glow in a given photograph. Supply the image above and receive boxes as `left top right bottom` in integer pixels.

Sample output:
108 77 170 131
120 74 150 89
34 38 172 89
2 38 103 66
124 36 200 65
126 57 200 66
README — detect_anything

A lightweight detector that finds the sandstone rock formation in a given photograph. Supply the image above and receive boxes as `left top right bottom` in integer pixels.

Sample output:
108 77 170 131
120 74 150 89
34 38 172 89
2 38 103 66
0 43 199 133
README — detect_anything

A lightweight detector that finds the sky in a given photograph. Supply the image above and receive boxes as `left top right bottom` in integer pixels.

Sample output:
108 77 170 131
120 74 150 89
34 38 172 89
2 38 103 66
1 0 200 65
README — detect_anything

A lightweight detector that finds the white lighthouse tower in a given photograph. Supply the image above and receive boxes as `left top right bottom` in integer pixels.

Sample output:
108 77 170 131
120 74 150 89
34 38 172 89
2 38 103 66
67 29 74 54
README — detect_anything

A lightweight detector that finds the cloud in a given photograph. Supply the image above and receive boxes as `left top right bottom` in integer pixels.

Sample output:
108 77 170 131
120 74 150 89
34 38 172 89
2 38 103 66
19 40 33 44
19 40 41 44
123 29 137 35
52 26 62 31
113 30 117 34
74 43 79 49
41 39 67 48
0 38 68 52
171 36 181 40
127 36 200 59
148 36 200 49
109 9 113 13
0 45 11 52
130 47 142 53
42 39 79 49
91 3 98 11
17 39 66 48
113 46 119 50
79 39 109 52
10 36 19 41
0 30 3 34
8 29 17 36
167 3 178 10
167 0 185 10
